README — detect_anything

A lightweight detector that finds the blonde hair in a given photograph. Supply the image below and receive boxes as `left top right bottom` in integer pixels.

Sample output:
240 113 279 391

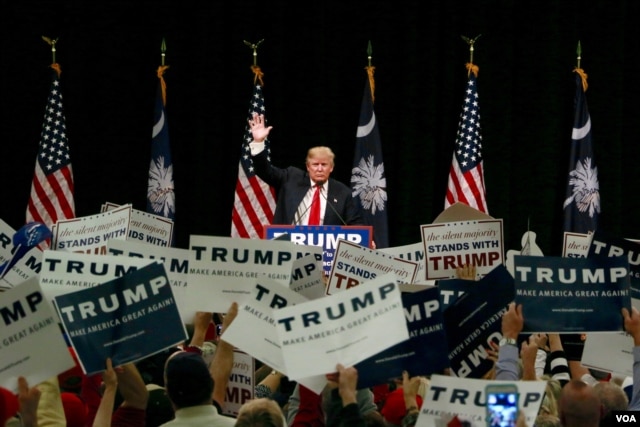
235 398 286 427
306 146 335 166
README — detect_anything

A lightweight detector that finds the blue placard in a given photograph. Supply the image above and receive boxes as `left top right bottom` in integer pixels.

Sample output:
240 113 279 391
443 264 515 378
264 225 372 274
513 254 631 332
588 230 640 299
54 262 187 375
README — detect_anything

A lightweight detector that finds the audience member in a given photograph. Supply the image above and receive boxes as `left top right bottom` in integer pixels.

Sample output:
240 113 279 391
622 306 640 410
398 370 424 427
0 386 19 426
16 377 41 427
323 364 384 427
558 379 603 427
380 370 423 427
146 384 174 427
235 398 286 427
60 391 87 427
91 358 117 427
495 302 523 381
159 302 238 427
286 384 323 427
593 381 628 426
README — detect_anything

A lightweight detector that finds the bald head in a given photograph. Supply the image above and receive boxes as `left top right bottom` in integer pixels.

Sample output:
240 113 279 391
559 379 603 427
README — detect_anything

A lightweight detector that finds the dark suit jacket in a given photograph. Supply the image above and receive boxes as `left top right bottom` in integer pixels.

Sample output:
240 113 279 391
252 150 363 226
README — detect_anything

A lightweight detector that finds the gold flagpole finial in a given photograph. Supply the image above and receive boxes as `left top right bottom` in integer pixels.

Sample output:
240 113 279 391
243 39 264 66
161 37 167 66
461 34 481 64
42 36 59 63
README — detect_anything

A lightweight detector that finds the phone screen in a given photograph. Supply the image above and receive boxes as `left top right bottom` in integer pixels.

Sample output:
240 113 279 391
486 391 518 427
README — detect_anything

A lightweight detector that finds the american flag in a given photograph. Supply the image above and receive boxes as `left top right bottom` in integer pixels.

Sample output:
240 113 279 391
445 65 488 213
231 66 276 238
26 65 75 228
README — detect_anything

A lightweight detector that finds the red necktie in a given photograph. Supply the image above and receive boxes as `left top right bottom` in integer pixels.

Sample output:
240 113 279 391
308 185 321 225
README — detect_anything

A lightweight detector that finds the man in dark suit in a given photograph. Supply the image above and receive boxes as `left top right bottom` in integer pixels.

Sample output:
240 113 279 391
248 113 363 226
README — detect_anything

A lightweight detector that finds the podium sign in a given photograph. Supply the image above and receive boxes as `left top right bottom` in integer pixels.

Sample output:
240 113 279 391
264 225 372 275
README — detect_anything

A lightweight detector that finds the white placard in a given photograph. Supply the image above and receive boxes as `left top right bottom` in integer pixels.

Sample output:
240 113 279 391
416 375 546 427
274 273 408 380
103 202 174 247
562 231 592 258
380 241 435 285
39 250 154 311
0 278 76 391
0 248 42 291
289 253 326 300
326 240 419 294
188 235 315 313
0 219 16 264
222 277 308 373
581 331 634 378
420 219 504 280
52 205 132 254
222 351 255 417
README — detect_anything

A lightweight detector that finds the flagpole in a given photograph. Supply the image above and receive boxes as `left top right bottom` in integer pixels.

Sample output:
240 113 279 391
461 34 481 64
365 41 375 102
157 38 169 106
243 39 265 86
41 36 58 64
231 39 275 239
161 37 167 66
243 39 264 66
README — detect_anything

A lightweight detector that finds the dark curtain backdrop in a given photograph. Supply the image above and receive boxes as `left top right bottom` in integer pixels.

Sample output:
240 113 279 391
1 1 637 255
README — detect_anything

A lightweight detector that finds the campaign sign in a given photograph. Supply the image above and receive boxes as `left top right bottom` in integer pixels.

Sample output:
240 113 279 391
513 255 631 332
588 230 640 299
0 218 16 264
355 286 449 389
274 273 408 380
221 277 309 373
54 262 187 375
420 219 504 280
562 232 592 258
103 202 174 247
289 253 325 300
0 277 76 391
52 205 132 255
0 248 42 291
188 235 319 313
380 242 434 285
264 225 372 274
436 278 476 308
443 265 514 378
40 250 153 303
327 240 419 294
0 219 43 291
416 375 546 427
222 350 255 417
581 332 634 378
106 239 192 322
